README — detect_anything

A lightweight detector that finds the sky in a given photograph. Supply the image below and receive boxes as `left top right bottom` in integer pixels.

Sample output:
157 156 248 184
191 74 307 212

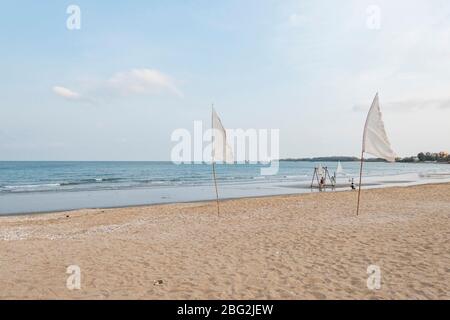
1 0 449 160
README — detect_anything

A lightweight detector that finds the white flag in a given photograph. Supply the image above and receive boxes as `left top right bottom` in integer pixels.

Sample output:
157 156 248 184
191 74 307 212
212 108 234 163
362 93 396 162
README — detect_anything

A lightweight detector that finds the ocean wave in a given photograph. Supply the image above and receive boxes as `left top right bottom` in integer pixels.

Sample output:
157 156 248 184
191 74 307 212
419 172 450 179
0 177 126 193
60 178 122 186
0 183 61 193
2 183 61 189
223 176 250 180
283 175 308 179
252 176 267 180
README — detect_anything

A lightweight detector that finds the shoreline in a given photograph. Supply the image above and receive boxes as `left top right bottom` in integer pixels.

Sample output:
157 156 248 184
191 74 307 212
1 179 450 218
2 161 450 216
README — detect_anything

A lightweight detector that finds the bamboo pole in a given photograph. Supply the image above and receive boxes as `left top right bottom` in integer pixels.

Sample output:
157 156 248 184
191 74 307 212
212 161 220 216
356 151 364 216
310 168 316 188
211 104 220 216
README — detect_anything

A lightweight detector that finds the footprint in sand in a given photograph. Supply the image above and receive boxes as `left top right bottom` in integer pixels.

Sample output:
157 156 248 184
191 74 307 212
153 279 164 286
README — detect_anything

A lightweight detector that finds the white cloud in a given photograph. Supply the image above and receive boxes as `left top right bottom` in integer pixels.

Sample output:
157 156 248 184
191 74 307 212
52 86 80 100
53 68 183 104
107 68 183 97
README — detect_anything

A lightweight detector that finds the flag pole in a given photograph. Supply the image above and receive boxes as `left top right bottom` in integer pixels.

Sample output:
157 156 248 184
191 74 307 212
356 151 364 216
212 161 220 216
357 93 372 216
211 104 220 216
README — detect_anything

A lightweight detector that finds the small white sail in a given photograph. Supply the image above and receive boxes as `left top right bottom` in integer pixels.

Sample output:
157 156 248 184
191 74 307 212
362 93 397 162
212 107 234 163
336 161 343 174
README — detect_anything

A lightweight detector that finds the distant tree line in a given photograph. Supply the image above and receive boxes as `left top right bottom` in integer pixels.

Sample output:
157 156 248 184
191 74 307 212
398 152 450 163
282 152 450 163
281 156 359 162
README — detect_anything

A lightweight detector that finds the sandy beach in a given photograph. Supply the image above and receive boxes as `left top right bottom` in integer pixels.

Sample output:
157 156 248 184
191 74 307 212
0 183 449 300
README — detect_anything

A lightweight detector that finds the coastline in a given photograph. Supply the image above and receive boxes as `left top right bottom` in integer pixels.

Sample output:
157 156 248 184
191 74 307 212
0 167 450 217
1 178 450 217
1 182 449 299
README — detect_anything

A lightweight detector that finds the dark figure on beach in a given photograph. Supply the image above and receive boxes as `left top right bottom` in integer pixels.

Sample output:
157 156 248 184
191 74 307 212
350 178 356 190
319 177 325 191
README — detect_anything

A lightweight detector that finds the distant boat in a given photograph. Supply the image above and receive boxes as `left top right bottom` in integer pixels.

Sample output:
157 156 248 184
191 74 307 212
336 161 344 175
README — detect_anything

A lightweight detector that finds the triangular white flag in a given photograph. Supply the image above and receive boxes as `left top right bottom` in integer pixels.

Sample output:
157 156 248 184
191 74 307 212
362 93 397 162
212 107 234 163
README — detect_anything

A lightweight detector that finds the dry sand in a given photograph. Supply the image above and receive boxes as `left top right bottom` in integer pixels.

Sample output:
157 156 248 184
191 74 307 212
0 183 449 299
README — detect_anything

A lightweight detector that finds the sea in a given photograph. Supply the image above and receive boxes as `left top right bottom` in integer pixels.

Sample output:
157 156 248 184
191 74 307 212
1 161 450 215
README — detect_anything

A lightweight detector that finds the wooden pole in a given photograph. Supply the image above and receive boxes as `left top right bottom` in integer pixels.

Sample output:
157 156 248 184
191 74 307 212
211 104 220 216
325 167 334 189
356 151 364 216
212 161 220 216
316 168 322 191
310 168 316 188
